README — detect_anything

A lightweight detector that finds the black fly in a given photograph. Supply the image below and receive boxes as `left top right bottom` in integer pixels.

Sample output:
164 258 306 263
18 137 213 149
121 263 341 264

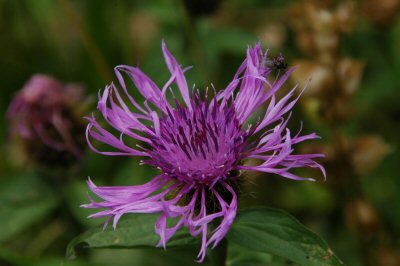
265 54 288 73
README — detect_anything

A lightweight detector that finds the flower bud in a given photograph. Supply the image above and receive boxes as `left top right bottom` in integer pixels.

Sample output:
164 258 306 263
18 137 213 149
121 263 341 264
345 198 380 236
335 1 358 33
310 7 340 59
363 0 400 27
291 60 335 97
288 1 357 60
351 135 391 175
337 58 365 97
7 74 87 168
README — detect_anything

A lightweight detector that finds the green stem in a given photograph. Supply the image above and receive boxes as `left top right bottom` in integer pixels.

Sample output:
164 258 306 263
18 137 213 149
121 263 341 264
211 238 228 266
59 0 113 82
178 0 209 85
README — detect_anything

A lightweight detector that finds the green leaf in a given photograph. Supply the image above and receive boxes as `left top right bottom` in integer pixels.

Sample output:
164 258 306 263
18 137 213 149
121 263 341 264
227 242 275 266
90 248 208 266
0 247 89 266
66 213 199 260
227 207 344 266
0 174 57 244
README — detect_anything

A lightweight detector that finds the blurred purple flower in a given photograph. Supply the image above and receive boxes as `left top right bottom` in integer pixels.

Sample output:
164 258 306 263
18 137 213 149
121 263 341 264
7 74 86 167
83 41 325 262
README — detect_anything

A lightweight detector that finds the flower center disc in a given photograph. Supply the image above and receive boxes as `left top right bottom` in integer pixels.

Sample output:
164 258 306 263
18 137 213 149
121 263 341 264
146 96 248 186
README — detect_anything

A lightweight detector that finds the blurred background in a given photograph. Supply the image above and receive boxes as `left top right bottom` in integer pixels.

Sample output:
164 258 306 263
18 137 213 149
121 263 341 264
1 0 400 265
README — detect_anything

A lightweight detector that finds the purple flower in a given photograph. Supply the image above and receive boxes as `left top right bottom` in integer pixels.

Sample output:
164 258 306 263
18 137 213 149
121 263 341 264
7 74 86 167
83 41 325 262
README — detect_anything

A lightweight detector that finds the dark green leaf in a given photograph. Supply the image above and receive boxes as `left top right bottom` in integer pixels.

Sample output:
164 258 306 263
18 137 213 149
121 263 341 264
66 213 199 260
0 248 89 266
227 207 344 266
227 242 275 266
0 174 57 244
0 247 90 266
90 248 208 266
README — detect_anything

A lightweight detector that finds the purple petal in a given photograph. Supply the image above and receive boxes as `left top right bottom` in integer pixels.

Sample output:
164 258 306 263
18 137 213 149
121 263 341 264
161 40 192 111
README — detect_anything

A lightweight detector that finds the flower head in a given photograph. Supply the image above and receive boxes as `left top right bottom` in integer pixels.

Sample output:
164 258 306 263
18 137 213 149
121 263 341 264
7 74 86 167
83 41 325 262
